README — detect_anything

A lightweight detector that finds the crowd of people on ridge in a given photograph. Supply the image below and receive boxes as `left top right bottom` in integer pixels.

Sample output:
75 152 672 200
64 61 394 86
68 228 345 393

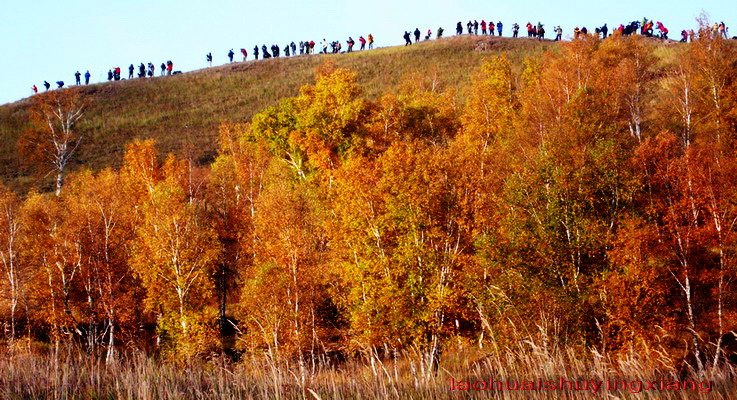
29 16 734 96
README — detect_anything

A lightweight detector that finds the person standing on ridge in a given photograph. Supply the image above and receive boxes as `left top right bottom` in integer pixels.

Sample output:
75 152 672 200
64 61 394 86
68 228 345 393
347 37 354 52
32 84 38 94
84 70 91 84
253 46 259 60
166 61 173 75
139 63 146 78
74 71 81 85
148 63 154 77
160 63 166 76
206 52 213 66
291 42 296 55
473 20 479 35
425 29 431 40
555 26 563 41
437 27 444 38
481 20 487 35
128 64 134 79
526 22 533 37
497 21 503 36
467 21 472 34
107 70 113 81
240 48 247 61
368 34 374 49
414 28 420 43
114 66 121 80
56 81 64 88
404 31 412 46
456 22 462 35
512 23 519 38
284 44 290 56
601 23 608 38
44 80 51 90
359 36 366 50
228 49 234 62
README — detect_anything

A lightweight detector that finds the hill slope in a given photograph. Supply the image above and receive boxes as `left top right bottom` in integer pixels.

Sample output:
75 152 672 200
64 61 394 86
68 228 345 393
0 36 554 192
0 36 681 192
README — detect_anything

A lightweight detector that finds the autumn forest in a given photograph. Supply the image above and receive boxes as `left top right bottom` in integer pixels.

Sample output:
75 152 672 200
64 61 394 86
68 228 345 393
2 31 737 398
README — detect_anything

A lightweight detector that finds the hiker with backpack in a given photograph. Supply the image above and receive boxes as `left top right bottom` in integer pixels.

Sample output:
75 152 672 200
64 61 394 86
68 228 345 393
56 81 64 88
347 37 355 52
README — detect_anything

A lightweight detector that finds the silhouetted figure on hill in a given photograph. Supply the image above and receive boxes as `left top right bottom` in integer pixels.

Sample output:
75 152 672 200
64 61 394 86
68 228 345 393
107 70 113 81
467 21 472 34
228 49 234 62
160 63 166 76
44 80 51 90
32 84 38 94
404 31 412 45
512 23 519 37
166 61 173 75
241 48 247 61
367 34 373 49
481 20 487 35
474 20 479 35
56 81 64 88
262 45 271 59
128 64 134 79
601 23 608 38
456 22 463 35
84 70 90 84
74 71 81 85
290 42 296 55
359 36 366 50
114 67 121 80
139 63 146 78
414 28 421 42
148 63 154 77
437 27 444 38
284 44 290 56
253 46 259 60
206 52 213 66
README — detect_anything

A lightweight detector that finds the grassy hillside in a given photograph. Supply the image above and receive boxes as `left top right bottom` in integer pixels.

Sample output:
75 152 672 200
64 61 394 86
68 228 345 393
0 36 551 192
0 35 681 193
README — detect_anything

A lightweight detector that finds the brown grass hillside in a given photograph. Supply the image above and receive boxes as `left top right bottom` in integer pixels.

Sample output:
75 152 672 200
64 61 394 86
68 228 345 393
0 36 680 193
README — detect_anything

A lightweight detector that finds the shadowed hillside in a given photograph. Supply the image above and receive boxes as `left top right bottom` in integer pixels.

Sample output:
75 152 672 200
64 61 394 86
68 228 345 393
1 36 556 192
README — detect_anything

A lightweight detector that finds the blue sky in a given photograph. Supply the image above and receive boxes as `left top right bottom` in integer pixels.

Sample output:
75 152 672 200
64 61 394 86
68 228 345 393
0 0 732 105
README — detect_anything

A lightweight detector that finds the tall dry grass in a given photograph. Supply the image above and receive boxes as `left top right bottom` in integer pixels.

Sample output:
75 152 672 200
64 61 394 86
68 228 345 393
2 331 734 399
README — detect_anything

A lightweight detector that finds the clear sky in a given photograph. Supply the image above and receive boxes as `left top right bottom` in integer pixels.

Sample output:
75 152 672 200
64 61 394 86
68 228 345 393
0 0 732 105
